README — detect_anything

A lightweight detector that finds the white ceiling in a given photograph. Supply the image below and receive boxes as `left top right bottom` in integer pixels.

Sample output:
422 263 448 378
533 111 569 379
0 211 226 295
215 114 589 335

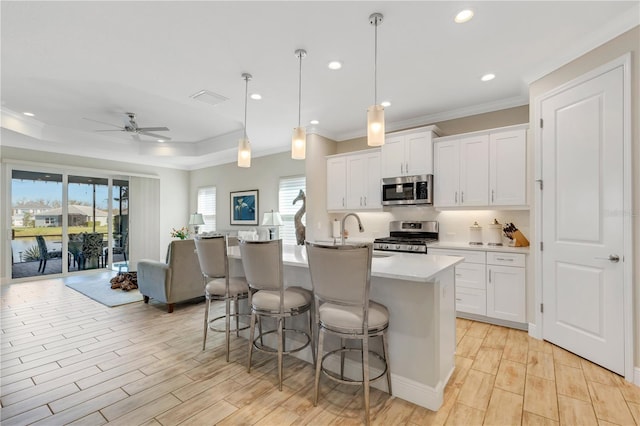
1 1 638 170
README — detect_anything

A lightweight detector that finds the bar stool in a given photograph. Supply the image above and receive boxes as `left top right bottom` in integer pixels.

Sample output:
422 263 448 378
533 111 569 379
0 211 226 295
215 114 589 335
306 242 391 425
239 239 314 391
194 235 249 362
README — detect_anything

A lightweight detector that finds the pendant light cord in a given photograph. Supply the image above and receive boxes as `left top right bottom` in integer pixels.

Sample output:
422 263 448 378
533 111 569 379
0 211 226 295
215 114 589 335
298 54 302 127
243 75 249 139
374 18 378 106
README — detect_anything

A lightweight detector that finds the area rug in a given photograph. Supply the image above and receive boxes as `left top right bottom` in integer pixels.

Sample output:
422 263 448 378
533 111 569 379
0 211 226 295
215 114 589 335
65 278 143 307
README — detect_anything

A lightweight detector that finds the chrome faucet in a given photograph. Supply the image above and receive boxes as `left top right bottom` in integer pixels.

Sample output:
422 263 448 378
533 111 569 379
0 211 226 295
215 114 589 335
340 213 364 245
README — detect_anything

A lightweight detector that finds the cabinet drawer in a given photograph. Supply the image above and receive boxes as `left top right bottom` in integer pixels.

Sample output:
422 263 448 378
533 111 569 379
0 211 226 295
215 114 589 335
455 287 486 316
455 262 486 290
487 252 525 267
429 248 486 264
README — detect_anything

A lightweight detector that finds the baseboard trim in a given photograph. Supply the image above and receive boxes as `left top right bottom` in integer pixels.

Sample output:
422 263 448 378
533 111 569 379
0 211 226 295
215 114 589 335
456 312 528 331
634 366 640 386
528 322 541 339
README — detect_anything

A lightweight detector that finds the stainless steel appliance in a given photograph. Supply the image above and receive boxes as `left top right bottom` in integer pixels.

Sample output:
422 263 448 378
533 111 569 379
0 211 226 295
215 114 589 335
381 174 433 206
373 220 439 254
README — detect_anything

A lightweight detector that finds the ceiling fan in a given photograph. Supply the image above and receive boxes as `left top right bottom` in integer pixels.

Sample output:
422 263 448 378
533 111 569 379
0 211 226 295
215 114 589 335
85 112 171 141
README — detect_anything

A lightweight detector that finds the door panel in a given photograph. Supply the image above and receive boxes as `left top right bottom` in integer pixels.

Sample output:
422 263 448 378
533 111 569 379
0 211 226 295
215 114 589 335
541 65 624 374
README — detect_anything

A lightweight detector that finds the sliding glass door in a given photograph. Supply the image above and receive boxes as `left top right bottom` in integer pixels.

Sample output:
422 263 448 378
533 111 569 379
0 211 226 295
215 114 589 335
10 167 130 279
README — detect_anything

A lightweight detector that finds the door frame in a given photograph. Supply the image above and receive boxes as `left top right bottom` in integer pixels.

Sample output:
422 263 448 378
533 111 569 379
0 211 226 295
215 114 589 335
533 53 633 380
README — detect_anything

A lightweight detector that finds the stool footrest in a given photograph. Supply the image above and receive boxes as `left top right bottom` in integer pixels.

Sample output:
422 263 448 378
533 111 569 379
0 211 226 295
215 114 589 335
320 347 389 385
252 328 311 355
208 313 250 333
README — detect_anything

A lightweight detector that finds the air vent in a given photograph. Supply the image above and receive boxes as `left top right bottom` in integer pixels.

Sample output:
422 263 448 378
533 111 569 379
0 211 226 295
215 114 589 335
190 90 229 106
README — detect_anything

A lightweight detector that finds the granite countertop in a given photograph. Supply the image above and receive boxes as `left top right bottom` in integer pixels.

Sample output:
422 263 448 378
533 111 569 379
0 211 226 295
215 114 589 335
428 241 530 254
227 244 464 283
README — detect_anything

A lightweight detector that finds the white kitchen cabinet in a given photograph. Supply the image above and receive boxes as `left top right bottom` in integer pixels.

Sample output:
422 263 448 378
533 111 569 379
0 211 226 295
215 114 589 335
434 135 489 207
434 124 527 208
381 126 440 178
489 129 527 206
326 149 381 211
486 252 526 322
430 248 486 315
430 247 527 327
326 156 347 210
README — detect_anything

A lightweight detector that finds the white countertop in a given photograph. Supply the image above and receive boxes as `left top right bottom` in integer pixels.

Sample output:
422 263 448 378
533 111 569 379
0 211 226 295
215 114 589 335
227 244 464 283
428 241 530 254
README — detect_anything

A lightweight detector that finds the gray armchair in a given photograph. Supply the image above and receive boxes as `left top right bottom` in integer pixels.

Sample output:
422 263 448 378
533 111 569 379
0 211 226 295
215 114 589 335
137 239 204 313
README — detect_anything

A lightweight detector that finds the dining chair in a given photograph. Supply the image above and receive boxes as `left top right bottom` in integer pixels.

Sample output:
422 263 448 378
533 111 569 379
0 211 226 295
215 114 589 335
239 239 314 391
35 236 55 273
306 241 391 425
194 235 249 362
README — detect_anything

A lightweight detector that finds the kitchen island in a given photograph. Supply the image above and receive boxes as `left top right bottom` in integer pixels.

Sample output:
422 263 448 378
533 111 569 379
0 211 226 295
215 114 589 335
227 244 464 411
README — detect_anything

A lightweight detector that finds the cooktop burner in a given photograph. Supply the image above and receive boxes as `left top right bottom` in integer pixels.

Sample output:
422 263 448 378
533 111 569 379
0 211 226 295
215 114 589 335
373 220 439 254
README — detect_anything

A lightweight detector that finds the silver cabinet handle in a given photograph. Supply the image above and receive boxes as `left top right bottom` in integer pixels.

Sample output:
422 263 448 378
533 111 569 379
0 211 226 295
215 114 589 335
488 270 492 283
461 191 464 204
456 298 462 301
364 196 367 206
455 192 458 204
342 197 345 207
405 162 409 174
360 196 363 206
491 190 495 203
595 254 620 263
496 257 513 262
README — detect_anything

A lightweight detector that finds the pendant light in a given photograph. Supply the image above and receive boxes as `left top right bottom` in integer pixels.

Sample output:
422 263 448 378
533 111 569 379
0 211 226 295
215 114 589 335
367 12 385 147
237 73 252 168
291 49 307 160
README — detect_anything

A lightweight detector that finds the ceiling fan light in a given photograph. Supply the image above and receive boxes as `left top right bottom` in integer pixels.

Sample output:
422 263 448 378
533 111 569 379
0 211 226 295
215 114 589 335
238 137 251 168
291 126 306 160
367 104 385 146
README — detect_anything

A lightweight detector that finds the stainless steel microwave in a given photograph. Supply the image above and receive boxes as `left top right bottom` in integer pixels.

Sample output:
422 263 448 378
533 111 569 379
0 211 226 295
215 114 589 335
382 175 433 206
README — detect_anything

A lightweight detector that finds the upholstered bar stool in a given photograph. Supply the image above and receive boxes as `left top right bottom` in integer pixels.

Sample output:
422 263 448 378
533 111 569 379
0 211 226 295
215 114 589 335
239 239 314 391
194 235 249 362
306 242 391 425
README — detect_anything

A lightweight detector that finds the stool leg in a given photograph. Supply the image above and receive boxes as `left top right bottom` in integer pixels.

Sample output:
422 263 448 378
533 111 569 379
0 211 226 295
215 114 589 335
225 298 231 362
382 332 392 395
340 338 346 380
234 298 240 337
248 311 256 373
308 308 316 367
363 335 370 425
202 296 210 351
277 317 284 391
314 328 325 406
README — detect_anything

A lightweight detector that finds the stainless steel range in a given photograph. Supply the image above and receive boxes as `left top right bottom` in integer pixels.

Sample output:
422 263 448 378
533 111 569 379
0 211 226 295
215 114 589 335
373 220 439 254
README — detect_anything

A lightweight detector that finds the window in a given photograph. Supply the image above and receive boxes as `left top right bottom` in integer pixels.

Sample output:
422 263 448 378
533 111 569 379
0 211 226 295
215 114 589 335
279 176 306 245
197 186 216 233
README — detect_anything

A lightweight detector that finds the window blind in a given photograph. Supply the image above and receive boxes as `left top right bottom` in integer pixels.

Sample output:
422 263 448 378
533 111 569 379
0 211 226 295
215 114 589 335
279 176 306 245
197 186 216 232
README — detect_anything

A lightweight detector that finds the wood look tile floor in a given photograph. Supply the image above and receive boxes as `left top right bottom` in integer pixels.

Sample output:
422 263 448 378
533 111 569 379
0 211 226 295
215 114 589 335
2 275 639 425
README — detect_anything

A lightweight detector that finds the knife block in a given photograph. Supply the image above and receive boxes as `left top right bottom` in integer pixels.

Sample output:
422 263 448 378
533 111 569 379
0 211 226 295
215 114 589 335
511 230 530 247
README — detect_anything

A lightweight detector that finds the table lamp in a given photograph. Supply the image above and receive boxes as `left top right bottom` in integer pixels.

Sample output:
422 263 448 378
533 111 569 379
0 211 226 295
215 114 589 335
189 213 205 235
262 210 284 240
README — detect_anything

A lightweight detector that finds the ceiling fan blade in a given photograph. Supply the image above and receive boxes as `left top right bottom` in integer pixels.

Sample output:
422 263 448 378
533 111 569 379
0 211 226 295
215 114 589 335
95 129 125 132
136 126 170 132
82 117 123 129
131 134 141 142
139 131 172 141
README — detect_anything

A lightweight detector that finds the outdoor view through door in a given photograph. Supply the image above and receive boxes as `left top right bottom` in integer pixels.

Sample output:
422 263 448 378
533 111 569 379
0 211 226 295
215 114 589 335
10 169 129 279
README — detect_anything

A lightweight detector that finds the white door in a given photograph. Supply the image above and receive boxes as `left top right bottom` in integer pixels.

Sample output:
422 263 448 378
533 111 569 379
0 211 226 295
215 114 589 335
326 157 346 210
346 154 366 209
380 135 405 178
490 129 527 206
364 151 381 208
540 65 624 374
405 131 433 176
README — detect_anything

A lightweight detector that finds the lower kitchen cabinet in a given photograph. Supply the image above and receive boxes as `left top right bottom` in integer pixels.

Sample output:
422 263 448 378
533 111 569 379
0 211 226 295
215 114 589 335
430 247 527 327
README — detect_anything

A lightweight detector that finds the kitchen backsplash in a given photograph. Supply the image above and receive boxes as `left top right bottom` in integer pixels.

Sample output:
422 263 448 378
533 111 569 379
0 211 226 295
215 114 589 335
328 208 530 246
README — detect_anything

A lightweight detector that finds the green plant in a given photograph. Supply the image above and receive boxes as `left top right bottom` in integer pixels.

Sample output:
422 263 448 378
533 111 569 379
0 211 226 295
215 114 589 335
23 245 41 261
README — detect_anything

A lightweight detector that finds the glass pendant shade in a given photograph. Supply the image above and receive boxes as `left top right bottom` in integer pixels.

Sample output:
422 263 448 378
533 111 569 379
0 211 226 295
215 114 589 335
237 137 251 168
367 104 385 146
291 126 306 160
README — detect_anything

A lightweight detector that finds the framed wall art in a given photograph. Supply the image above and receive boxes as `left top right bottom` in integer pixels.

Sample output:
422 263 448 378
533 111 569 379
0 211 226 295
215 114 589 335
230 189 259 225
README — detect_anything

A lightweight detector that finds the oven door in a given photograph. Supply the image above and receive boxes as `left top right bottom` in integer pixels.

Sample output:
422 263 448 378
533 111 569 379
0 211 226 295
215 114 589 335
381 181 415 205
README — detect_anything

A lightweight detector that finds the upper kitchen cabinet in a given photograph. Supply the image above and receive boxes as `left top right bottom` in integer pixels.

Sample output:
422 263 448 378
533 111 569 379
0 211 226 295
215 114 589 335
434 135 489 207
326 149 381 211
489 129 527 206
381 125 440 179
434 124 528 209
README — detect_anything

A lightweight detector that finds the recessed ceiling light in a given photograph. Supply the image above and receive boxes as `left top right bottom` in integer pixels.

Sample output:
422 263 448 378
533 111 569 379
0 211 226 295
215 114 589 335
454 9 474 23
310 120 319 125
381 101 391 107
23 112 35 117
157 139 166 143
481 73 496 82
328 61 342 70
250 93 262 100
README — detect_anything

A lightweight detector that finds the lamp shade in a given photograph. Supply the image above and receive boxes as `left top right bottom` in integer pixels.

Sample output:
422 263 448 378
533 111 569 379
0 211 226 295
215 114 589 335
367 104 385 146
291 127 306 160
238 137 251 168
262 210 284 226
189 213 205 226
